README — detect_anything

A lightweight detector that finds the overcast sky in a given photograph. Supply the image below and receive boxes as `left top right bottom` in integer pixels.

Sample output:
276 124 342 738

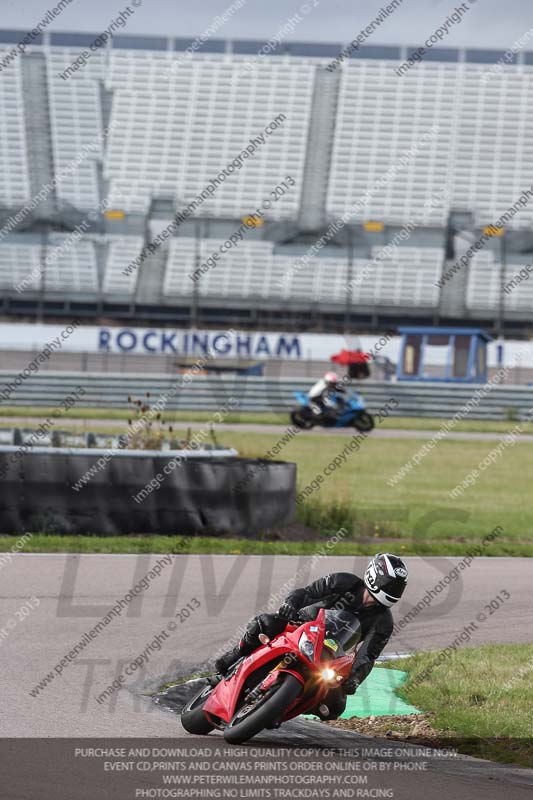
2 0 533 49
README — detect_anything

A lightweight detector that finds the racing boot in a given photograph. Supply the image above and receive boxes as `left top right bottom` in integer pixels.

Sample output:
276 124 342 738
214 645 241 676
214 640 254 676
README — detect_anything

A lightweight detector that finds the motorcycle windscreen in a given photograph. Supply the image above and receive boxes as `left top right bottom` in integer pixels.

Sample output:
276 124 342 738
322 610 361 655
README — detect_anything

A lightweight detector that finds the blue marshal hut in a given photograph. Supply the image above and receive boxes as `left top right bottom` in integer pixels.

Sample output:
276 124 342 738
396 327 492 383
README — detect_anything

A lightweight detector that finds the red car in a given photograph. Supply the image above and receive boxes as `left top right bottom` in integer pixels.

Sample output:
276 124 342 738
181 608 361 744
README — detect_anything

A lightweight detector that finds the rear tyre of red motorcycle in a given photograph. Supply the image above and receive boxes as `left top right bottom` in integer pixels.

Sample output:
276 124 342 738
180 684 216 735
223 673 303 744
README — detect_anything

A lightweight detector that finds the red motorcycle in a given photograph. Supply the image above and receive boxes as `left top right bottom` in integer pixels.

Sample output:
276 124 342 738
181 608 361 744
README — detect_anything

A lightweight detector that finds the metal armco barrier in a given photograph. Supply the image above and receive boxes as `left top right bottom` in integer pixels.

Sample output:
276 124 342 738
0 372 532 420
0 447 296 536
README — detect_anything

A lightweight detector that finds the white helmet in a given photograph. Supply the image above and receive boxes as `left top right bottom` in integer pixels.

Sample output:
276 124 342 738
364 553 408 607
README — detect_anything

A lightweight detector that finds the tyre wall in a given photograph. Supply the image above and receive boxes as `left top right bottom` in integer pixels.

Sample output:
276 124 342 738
0 449 296 536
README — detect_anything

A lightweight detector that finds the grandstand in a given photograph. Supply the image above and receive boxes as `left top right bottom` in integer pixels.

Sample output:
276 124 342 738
0 31 532 334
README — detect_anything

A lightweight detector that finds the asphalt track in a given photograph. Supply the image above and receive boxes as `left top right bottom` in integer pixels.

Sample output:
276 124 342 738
212 423 533 441
1 553 532 797
1 415 532 441
2 553 532 798
3 553 532 736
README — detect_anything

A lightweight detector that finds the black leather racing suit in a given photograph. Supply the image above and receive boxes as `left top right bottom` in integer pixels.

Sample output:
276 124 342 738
284 572 393 688
231 572 393 720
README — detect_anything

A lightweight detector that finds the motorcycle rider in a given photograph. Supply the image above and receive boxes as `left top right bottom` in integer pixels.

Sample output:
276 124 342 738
307 371 347 423
214 553 408 720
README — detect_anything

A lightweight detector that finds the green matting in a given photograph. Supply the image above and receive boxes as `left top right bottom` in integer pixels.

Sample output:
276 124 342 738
306 667 420 719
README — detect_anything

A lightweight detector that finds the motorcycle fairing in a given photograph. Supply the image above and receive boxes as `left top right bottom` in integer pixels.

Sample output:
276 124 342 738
292 390 366 428
202 610 352 724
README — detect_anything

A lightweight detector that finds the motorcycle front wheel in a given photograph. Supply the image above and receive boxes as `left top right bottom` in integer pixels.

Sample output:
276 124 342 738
180 683 216 735
353 411 374 432
290 409 314 429
223 673 302 744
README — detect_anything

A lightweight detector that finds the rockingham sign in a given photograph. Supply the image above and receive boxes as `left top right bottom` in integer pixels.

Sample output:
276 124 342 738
97 328 304 358
2 323 532 368
0 323 364 361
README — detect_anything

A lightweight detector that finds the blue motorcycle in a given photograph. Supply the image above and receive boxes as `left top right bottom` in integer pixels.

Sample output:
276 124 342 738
290 390 375 432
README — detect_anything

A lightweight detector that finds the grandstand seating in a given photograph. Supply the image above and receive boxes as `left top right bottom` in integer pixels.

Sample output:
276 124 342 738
453 68 533 229
104 54 313 216
164 237 442 307
329 61 454 227
328 62 533 228
354 247 442 307
46 64 103 209
466 251 499 311
0 234 141 295
35 40 533 228
1 36 532 228
0 49 30 207
0 241 41 291
467 251 533 312
0 31 532 325
44 234 99 292
503 265 533 312
102 235 144 295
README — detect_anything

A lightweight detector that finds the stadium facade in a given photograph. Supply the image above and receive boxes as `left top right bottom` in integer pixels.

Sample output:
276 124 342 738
0 31 532 334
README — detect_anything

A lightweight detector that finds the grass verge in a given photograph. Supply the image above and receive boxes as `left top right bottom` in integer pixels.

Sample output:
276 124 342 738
0 406 284 426
1 529 531 556
228 430 533 554
380 644 533 767
2 422 533 555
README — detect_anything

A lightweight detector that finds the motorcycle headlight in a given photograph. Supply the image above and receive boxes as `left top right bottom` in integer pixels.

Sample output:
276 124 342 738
321 668 336 682
299 632 315 661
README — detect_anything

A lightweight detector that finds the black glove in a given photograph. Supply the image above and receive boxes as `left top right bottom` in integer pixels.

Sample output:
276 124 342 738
278 602 298 620
342 677 359 695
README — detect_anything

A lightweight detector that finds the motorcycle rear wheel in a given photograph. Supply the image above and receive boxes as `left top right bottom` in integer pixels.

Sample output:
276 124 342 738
353 411 374 432
180 683 216 735
223 673 302 744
